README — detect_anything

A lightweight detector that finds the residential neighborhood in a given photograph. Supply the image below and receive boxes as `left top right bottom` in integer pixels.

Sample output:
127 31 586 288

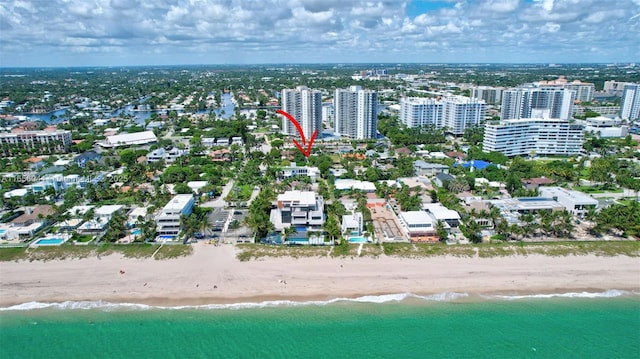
0 64 639 253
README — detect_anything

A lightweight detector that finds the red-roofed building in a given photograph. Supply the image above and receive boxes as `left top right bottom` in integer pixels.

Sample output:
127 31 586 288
522 177 556 190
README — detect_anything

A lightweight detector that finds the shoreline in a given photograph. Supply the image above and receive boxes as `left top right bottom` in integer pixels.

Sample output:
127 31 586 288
1 244 639 308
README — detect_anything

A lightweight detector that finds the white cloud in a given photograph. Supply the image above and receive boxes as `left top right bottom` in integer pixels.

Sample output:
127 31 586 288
0 0 638 66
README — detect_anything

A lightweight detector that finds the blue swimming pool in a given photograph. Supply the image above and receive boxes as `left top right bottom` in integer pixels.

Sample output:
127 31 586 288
34 238 64 245
131 229 142 236
348 236 368 243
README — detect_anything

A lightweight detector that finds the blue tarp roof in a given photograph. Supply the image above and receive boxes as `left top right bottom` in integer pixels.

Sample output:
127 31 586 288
455 160 492 170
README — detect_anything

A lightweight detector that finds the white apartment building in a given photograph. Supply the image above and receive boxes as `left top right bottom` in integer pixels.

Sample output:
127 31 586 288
155 194 195 238
281 86 322 141
501 88 575 120
619 83 640 121
333 86 378 139
322 102 333 125
603 80 631 96
442 96 486 135
399 97 442 128
563 82 595 103
537 77 595 102
0 130 72 153
471 86 504 105
271 190 324 231
483 118 584 157
399 96 485 135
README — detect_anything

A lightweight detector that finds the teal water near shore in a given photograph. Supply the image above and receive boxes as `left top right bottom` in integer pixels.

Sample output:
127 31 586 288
1 293 639 358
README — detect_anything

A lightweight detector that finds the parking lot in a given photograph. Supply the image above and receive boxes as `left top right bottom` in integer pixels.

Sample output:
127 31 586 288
209 208 230 232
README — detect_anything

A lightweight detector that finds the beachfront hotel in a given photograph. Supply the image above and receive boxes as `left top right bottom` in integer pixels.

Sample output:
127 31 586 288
0 129 72 153
155 194 195 239
482 118 584 157
280 86 322 141
270 190 324 232
333 86 378 139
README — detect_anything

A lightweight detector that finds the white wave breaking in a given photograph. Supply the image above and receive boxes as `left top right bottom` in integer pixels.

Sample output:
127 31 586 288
1 290 635 312
489 289 635 301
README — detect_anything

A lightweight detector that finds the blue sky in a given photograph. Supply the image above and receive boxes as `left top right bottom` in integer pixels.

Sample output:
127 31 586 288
0 0 639 67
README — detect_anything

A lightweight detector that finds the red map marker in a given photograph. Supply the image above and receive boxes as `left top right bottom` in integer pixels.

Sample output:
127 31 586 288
276 109 317 157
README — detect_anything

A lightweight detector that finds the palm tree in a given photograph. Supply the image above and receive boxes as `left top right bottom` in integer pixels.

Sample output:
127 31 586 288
284 225 298 240
323 216 341 245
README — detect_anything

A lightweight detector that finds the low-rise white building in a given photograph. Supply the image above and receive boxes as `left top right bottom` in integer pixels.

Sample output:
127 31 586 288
278 163 321 182
422 203 461 228
155 194 195 239
398 211 436 241
539 187 598 216
102 131 157 148
341 212 363 235
334 179 376 192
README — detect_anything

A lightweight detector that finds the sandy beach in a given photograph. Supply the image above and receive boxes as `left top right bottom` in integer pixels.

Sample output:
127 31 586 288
1 242 639 307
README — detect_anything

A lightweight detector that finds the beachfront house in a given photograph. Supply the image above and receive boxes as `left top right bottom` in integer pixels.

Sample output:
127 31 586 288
270 190 324 232
76 205 124 235
341 212 363 236
538 187 598 217
155 194 195 240
422 203 461 229
3 205 55 240
398 211 437 242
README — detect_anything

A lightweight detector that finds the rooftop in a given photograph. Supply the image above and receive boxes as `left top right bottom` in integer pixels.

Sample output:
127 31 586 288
422 203 461 220
163 194 194 212
278 190 317 205
400 211 434 225
539 186 599 205
106 131 157 146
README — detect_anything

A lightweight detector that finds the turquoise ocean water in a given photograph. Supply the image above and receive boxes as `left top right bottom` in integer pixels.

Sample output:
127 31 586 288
1 291 639 358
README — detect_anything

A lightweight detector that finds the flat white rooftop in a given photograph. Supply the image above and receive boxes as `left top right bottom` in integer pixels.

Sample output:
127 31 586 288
400 211 434 225
163 194 194 212
106 131 157 146
95 205 124 216
66 205 95 217
422 203 461 220
539 186 598 205
128 206 148 218
334 179 376 192
278 190 316 205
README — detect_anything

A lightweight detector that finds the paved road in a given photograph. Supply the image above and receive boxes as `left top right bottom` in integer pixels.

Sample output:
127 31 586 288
200 179 235 208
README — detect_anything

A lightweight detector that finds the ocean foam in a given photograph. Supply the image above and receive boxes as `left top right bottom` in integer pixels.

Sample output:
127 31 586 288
1 290 636 312
488 289 635 300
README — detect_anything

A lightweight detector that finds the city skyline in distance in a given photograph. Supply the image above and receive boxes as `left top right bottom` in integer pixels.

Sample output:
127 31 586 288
1 0 639 68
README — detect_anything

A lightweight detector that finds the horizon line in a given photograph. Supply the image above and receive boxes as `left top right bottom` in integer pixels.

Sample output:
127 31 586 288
0 61 637 70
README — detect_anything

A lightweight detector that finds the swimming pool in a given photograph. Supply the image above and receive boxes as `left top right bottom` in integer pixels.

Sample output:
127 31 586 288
348 236 368 243
33 238 65 246
131 229 142 236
